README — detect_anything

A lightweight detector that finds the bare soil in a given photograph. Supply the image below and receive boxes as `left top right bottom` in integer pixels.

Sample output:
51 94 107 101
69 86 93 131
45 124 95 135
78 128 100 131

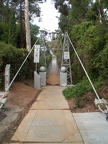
7 81 39 112
1 81 40 143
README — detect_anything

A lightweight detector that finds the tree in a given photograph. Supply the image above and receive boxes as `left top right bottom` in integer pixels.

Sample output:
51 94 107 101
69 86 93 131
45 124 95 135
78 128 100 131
0 0 40 49
58 14 68 32
25 0 31 51
53 0 108 83
30 24 39 46
54 0 70 16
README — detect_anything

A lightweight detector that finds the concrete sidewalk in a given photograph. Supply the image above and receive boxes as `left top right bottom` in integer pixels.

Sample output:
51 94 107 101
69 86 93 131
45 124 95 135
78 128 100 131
11 86 83 143
10 86 108 144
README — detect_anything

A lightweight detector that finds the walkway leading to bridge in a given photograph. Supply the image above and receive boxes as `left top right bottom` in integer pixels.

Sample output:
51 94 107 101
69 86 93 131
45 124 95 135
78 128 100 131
10 85 108 144
11 86 84 143
10 57 108 144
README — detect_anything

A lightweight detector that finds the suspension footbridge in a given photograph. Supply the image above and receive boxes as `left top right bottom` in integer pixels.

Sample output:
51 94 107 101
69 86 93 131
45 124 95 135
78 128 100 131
0 31 108 144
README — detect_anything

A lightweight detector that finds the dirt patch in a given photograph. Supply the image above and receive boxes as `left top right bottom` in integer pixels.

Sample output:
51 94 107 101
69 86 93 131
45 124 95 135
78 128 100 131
7 82 39 111
1 81 40 143
68 85 108 113
47 73 60 85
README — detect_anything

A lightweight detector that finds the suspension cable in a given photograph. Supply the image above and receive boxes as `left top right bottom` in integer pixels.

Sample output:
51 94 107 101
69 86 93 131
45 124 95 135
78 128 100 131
67 32 100 100
1 38 39 99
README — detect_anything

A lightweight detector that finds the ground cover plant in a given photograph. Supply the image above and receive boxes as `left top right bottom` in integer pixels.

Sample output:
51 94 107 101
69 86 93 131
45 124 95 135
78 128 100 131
62 79 104 107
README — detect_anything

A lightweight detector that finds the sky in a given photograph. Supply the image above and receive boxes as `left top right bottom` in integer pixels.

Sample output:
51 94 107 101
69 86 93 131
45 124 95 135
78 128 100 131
33 0 60 32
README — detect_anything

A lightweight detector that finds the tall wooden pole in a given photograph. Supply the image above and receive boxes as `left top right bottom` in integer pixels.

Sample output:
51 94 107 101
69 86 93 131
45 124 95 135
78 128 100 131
25 0 31 51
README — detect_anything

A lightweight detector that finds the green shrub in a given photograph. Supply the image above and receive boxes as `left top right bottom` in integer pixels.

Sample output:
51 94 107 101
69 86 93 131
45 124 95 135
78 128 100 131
63 79 90 99
93 43 108 80
0 42 35 87
62 79 104 107
62 87 74 99
70 21 106 82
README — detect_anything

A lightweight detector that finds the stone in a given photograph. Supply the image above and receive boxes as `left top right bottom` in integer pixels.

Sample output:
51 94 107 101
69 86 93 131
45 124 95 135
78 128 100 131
40 66 46 72
60 72 67 86
34 71 41 89
61 67 66 73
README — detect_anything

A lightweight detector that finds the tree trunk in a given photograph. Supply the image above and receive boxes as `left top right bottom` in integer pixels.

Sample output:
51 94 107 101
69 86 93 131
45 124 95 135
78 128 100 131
20 1 23 48
25 0 31 51
99 0 105 24
96 0 105 24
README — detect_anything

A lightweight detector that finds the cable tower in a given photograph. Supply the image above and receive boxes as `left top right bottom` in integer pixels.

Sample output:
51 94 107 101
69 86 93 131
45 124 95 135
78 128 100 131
61 32 72 85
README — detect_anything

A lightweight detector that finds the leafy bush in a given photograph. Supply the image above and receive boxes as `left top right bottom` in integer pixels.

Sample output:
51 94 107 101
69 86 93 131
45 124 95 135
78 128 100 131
63 80 90 99
69 21 106 83
0 41 52 89
62 79 104 107
0 42 35 88
93 43 108 80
